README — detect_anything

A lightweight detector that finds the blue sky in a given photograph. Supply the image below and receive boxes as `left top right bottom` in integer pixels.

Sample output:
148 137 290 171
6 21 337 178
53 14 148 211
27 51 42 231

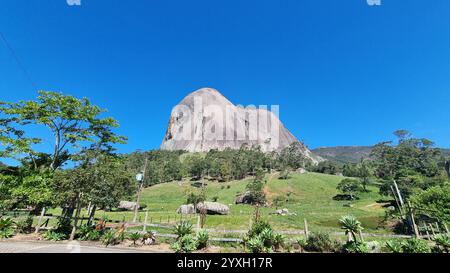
1 0 450 159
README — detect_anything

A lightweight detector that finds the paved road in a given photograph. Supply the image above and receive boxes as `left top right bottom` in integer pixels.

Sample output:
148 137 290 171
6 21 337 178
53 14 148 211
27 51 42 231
0 240 166 253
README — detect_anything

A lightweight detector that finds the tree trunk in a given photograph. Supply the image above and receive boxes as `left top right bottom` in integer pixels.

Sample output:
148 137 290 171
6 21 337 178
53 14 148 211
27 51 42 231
70 198 82 241
87 205 97 226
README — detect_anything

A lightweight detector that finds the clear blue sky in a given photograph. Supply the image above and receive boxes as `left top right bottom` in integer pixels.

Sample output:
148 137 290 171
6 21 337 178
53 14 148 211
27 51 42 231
1 0 450 157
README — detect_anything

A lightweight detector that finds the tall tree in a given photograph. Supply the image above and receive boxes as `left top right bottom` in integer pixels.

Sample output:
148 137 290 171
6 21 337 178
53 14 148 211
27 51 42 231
0 91 126 170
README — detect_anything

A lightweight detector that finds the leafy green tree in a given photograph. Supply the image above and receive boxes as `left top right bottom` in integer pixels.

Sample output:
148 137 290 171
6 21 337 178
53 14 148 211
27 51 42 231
246 168 266 205
337 178 363 200
357 159 373 191
410 183 450 223
0 91 126 170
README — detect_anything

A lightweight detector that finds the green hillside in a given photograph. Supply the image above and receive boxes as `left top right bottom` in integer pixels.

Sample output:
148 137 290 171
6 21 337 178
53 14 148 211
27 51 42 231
132 172 388 234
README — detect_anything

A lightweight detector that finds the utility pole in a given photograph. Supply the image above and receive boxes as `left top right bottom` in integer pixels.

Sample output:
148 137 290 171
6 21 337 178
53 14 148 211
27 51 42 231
133 157 148 223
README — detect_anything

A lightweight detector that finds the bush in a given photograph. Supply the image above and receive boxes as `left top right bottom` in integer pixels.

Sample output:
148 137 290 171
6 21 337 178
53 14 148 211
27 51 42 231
43 231 68 241
0 217 15 239
385 240 403 253
171 234 198 253
102 230 118 247
247 236 266 253
342 241 369 253
196 230 209 249
54 217 73 236
433 234 450 253
386 238 431 253
174 221 193 238
245 220 284 253
128 232 142 246
296 238 308 253
16 216 34 234
401 238 431 253
273 233 286 251
304 232 339 253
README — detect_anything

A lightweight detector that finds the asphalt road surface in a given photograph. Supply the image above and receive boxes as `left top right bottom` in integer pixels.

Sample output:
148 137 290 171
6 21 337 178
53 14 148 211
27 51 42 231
0 240 165 253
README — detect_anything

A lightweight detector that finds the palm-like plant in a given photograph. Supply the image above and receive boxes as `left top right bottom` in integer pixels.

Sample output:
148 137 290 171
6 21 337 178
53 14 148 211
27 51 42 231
339 215 363 242
128 232 141 246
174 221 193 238
433 234 450 253
0 217 14 239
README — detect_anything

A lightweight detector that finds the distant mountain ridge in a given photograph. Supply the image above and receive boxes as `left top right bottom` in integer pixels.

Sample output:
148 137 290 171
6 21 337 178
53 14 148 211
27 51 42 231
312 146 450 163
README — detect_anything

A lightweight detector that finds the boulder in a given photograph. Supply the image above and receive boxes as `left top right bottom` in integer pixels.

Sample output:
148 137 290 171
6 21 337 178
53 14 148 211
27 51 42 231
118 201 139 211
296 168 307 174
177 204 196 215
235 192 254 205
275 208 290 216
197 202 230 215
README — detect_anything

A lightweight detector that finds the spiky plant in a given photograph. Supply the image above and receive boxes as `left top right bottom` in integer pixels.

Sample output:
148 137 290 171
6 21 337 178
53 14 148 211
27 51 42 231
128 232 142 246
339 215 363 242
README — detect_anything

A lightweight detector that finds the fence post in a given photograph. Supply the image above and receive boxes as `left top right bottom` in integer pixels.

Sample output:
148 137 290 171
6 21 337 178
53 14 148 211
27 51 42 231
196 214 200 234
407 201 420 238
34 207 46 234
429 223 436 236
304 218 309 239
143 210 149 233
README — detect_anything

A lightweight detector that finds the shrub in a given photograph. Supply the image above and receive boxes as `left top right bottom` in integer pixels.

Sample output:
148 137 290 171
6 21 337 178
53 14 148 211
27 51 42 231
247 220 272 238
84 230 102 241
343 241 369 253
142 231 157 245
171 234 198 253
77 224 95 240
43 231 68 241
102 230 117 247
304 232 339 253
296 238 308 253
196 230 209 249
247 236 266 253
128 232 142 246
16 216 34 234
245 220 284 253
273 233 286 251
174 221 193 238
386 238 431 253
385 240 403 253
433 234 450 253
54 217 73 236
0 217 14 239
401 238 431 253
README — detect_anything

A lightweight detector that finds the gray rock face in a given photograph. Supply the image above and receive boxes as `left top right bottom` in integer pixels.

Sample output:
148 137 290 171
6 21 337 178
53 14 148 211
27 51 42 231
118 201 139 211
161 88 320 163
176 204 196 215
196 201 230 215
235 192 254 205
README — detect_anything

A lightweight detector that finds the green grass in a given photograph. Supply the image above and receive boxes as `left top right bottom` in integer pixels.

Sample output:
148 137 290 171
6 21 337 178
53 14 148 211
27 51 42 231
45 172 390 234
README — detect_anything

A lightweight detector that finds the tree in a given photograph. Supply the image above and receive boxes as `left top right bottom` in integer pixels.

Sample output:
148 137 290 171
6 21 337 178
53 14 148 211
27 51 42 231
53 153 135 239
410 183 450 224
337 178 363 200
0 91 126 170
357 159 372 191
183 153 206 180
246 168 266 205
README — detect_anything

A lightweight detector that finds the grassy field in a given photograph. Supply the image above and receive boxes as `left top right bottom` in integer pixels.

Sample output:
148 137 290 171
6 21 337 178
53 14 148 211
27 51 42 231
81 172 390 235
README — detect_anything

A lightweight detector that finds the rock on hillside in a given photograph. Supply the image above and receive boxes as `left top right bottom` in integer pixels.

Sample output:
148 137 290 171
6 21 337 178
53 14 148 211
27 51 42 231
161 88 320 163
